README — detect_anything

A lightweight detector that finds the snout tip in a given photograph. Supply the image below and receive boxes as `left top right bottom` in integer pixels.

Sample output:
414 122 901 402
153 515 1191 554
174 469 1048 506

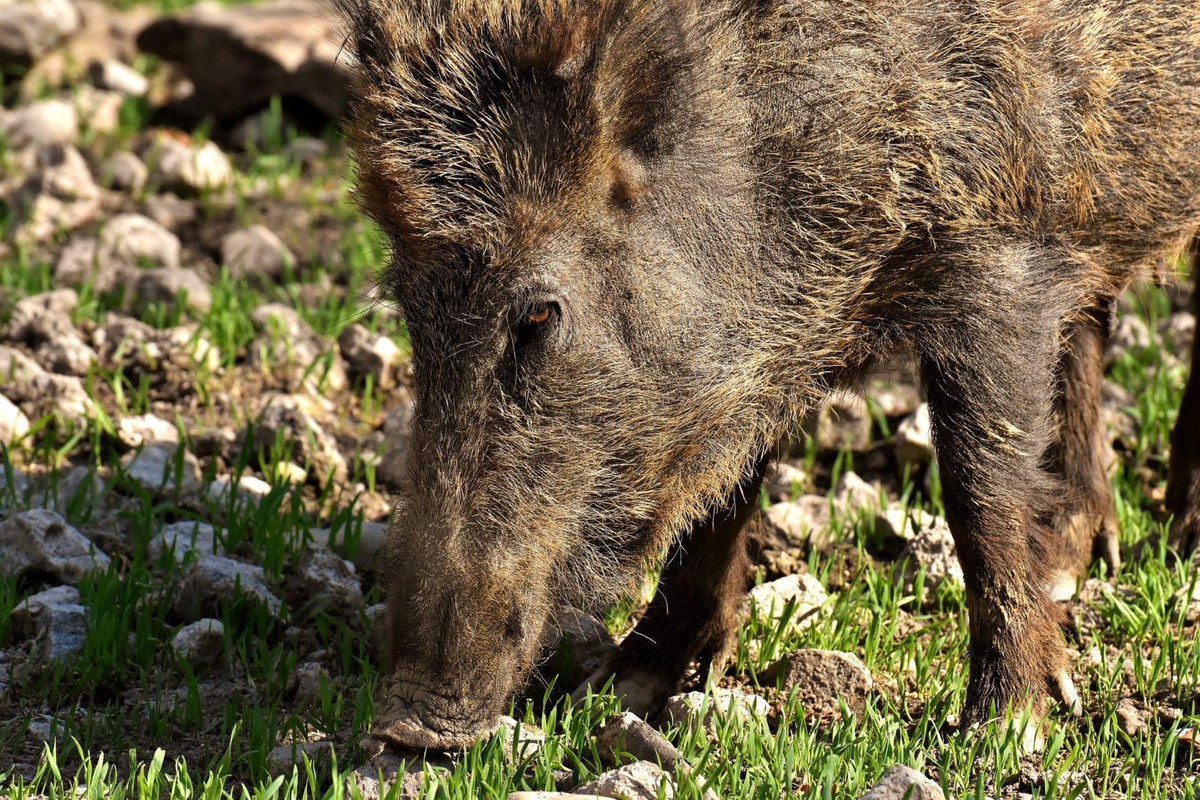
372 679 498 751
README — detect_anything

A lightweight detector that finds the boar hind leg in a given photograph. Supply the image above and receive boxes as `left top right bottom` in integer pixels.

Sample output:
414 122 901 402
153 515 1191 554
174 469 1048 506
1169 256 1200 555
919 252 1080 747
1047 301 1120 586
583 458 767 716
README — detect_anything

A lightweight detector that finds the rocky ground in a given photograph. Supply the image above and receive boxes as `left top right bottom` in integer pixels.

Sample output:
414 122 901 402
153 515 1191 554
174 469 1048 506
1 1 1199 798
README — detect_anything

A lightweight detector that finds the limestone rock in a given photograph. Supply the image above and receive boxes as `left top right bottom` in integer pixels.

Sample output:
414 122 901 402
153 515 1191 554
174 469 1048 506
0 508 110 583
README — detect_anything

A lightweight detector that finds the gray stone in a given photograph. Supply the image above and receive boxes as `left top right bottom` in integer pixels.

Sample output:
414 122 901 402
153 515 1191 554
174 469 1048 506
350 753 424 800
765 460 808 501
297 548 363 610
28 373 94 422
251 393 347 483
0 99 77 149
1115 697 1149 737
135 0 352 120
97 213 181 277
175 554 282 620
294 661 329 704
743 573 827 630
575 761 675 800
36 333 97 376
146 136 233 193
116 413 179 448
873 506 940 544
71 86 123 135
898 515 963 596
221 225 294 281
53 237 110 291
120 441 201 494
267 740 335 774
894 403 933 472
664 688 770 731
0 508 110 583
148 520 222 563
339 324 401 386
494 715 545 764
9 145 100 244
595 711 683 771
0 393 30 445
0 0 81 66
7 288 78 342
1107 313 1152 360
860 765 944 800
833 471 880 516
10 585 87 663
763 497 831 549
308 519 387 570
866 377 921 418
207 473 272 504
764 649 873 719
376 396 413 487
88 59 148 96
170 618 224 669
0 345 44 382
135 266 213 313
103 151 148 192
143 193 197 230
249 305 348 394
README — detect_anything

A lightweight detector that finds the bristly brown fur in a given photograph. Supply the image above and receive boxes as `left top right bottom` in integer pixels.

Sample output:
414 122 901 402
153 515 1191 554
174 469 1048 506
335 0 1200 749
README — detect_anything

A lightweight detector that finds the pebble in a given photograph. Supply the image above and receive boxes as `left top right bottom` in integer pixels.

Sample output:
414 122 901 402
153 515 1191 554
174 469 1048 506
1115 697 1149 737
120 441 202 494
134 265 213 313
860 765 944 800
175 554 283 620
664 688 770 731
170 619 225 669
744 573 828 628
10 585 88 663
0 99 77 149
88 59 148 96
266 740 335 774
494 715 546 764
898 516 964 596
103 151 148 193
811 394 872 452
763 497 832 550
116 413 179 448
0 508 110 584
0 393 31 445
148 137 234 193
308 520 387 571
765 460 809 501
894 403 933 471
296 548 364 610
763 648 873 719
207 473 273 504
149 522 222 566
221 225 294 281
97 213 182 275
574 761 676 800
339 323 401 385
0 0 81 66
595 711 683 770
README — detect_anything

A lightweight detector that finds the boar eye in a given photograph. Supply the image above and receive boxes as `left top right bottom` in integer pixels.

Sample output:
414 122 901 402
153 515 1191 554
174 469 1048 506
515 300 560 336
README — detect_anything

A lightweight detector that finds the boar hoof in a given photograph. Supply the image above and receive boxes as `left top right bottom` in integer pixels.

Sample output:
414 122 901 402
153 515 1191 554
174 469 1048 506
1169 510 1200 556
1056 505 1121 580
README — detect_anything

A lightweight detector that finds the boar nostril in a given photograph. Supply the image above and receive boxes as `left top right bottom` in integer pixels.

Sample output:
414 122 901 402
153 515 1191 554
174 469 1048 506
505 607 523 642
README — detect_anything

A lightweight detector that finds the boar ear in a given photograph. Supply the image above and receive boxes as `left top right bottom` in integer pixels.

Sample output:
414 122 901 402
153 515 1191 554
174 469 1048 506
593 0 704 160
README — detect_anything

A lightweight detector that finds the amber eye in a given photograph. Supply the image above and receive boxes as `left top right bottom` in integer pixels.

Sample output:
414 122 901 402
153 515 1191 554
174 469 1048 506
525 303 552 325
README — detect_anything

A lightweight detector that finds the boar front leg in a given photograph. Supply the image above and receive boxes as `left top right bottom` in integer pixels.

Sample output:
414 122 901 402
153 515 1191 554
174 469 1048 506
575 456 768 715
917 250 1081 748
1169 249 1200 555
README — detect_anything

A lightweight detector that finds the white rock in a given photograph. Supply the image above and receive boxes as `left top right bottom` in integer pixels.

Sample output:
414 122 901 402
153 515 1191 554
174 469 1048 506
575 761 675 800
171 618 224 668
10 585 87 663
221 225 294 281
833 470 880 515
898 516 964 596
0 393 30 445
0 508 110 584
89 59 148 96
895 403 933 471
339 323 401 385
765 648 873 718
148 520 222 563
0 99 77 149
766 460 808 501
744 573 828 628
493 715 545 764
267 741 334 774
135 266 213 313
120 441 202 494
664 688 770 731
117 413 179 448
208 473 272 503
175 554 282 620
97 213 182 275
764 497 831 548
148 137 234 193
297 548 363 609
103 151 148 192
0 0 81 65
860 765 944 800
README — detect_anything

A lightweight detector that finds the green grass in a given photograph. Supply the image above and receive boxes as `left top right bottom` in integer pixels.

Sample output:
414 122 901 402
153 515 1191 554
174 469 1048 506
1 87 1198 799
